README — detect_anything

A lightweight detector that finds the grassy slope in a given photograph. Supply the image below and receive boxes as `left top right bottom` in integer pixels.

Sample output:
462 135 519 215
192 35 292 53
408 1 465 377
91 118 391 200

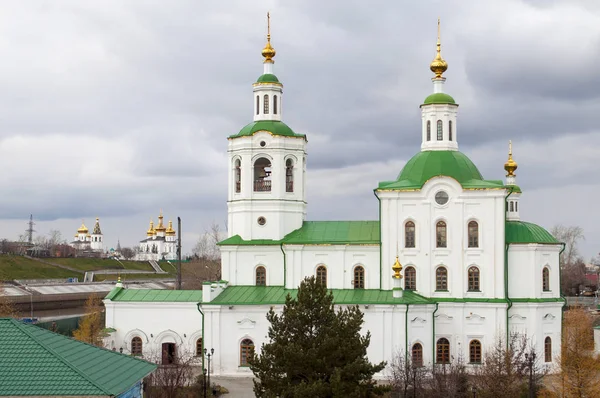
0 255 82 280
94 273 175 281
49 258 154 272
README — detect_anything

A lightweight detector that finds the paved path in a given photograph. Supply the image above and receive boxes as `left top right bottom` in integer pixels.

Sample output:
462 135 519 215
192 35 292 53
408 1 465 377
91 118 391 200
212 377 255 397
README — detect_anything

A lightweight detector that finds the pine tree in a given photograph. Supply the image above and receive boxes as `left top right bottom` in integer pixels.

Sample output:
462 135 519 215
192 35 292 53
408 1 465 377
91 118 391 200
250 276 388 397
73 294 105 346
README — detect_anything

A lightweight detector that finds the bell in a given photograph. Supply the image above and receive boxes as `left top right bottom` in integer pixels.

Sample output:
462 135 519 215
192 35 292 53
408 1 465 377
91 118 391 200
257 168 267 179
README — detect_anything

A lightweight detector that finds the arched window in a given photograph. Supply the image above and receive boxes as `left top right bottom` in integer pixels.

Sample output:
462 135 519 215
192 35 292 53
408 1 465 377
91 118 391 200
405 266 416 290
469 340 482 364
285 159 294 192
316 265 327 286
131 337 143 356
412 343 423 367
544 337 552 362
436 221 447 248
426 121 431 141
468 221 479 248
405 221 415 248
437 120 443 140
263 94 269 114
510 201 514 212
468 267 480 292
353 266 365 289
234 159 241 193
253 157 272 192
436 267 448 291
196 338 203 357
436 338 450 364
515 202 518 212
256 266 266 286
449 120 453 141
542 267 550 291
273 95 278 114
240 338 254 366
256 95 259 115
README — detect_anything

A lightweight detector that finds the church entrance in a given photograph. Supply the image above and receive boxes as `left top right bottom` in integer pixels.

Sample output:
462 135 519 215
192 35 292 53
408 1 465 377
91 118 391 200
161 342 176 365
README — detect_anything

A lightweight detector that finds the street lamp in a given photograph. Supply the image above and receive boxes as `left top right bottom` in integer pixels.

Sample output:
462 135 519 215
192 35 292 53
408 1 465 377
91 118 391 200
204 348 215 396
202 367 207 398
525 351 537 398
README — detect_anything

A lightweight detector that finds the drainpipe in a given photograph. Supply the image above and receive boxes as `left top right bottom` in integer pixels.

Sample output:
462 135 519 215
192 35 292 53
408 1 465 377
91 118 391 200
432 303 439 363
405 304 410 362
505 187 514 347
280 243 287 288
373 190 382 290
196 303 205 372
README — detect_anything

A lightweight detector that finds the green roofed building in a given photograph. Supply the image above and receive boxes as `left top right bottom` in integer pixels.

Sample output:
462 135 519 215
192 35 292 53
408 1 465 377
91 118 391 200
103 17 563 379
0 318 156 397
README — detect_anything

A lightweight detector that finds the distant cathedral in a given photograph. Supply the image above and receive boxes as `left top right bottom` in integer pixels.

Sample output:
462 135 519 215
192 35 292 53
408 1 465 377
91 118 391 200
70 218 104 254
135 212 177 261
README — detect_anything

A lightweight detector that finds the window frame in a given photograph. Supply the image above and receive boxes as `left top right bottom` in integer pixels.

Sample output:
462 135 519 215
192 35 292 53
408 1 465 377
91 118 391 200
436 337 450 364
469 339 482 364
437 120 443 141
449 120 453 141
427 120 431 141
195 338 203 357
240 338 255 367
256 95 259 115
353 265 365 289
544 337 552 363
234 159 241 193
131 337 143 356
436 267 448 291
263 94 269 114
468 266 480 292
542 267 550 292
412 343 424 367
405 221 416 248
256 266 266 286
468 221 479 248
273 94 278 114
285 158 294 193
405 266 416 290
316 265 327 286
436 221 447 248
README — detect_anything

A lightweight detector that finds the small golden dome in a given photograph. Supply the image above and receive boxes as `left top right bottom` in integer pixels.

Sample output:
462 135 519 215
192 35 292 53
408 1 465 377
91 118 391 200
77 220 88 234
430 18 448 78
392 256 403 279
504 140 518 177
262 12 276 63
165 220 176 236
147 220 156 236
155 211 167 232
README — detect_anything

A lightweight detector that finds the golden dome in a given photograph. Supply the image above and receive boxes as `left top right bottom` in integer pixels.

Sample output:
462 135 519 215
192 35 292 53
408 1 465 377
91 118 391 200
146 220 156 236
504 140 518 177
165 220 176 236
77 220 88 234
430 18 448 78
262 12 276 63
155 212 167 232
392 256 403 279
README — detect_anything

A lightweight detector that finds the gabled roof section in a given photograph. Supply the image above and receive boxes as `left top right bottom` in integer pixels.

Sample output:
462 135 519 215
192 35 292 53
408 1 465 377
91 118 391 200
378 150 505 191
209 286 432 305
228 120 306 139
218 221 380 246
105 289 203 302
506 221 560 244
0 318 156 396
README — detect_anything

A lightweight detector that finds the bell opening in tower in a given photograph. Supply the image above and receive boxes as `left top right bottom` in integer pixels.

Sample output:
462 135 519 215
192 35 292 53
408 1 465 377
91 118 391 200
254 157 272 192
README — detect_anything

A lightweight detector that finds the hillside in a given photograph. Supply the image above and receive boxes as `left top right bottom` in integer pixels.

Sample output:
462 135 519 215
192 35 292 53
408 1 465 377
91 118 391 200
0 255 82 280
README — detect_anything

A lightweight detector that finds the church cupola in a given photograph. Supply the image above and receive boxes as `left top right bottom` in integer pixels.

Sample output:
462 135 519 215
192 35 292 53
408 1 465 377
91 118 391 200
505 141 521 221
420 19 459 152
253 12 283 122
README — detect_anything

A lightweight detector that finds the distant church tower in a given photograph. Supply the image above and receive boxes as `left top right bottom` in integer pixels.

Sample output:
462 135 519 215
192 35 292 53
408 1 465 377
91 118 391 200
90 217 103 252
226 13 307 240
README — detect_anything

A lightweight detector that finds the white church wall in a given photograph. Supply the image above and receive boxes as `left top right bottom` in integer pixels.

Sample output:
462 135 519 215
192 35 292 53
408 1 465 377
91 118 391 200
509 303 562 363
220 245 283 286
508 245 561 299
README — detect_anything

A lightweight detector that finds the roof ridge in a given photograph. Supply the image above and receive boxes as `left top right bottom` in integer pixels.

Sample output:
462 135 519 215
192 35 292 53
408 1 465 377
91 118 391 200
10 319 111 395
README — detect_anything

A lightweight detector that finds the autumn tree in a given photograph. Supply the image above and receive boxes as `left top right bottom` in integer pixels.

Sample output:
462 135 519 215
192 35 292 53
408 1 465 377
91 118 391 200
73 294 105 346
544 307 600 397
250 276 388 397
0 286 16 318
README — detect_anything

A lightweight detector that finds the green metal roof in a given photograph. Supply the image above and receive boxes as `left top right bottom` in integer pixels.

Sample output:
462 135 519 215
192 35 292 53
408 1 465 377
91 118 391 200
0 318 156 396
105 288 203 302
228 120 306 139
378 150 505 191
422 92 456 105
219 221 380 246
209 286 432 305
505 221 559 244
256 73 280 83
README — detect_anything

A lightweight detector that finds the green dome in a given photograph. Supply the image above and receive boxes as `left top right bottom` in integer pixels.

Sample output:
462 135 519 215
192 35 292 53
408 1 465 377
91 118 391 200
256 74 280 83
378 150 505 190
423 92 456 105
505 221 559 244
228 120 305 139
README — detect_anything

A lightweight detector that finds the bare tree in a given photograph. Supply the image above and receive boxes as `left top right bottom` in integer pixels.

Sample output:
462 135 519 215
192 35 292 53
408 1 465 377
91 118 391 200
551 225 586 295
428 357 470 398
144 348 200 398
120 247 135 260
185 221 222 289
388 350 429 397
193 221 222 261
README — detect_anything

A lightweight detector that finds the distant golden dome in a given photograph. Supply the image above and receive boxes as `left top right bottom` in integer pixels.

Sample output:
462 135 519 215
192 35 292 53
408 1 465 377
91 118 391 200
77 221 88 234
155 212 167 232
392 256 403 279
165 220 176 236
262 12 276 63
504 140 518 177
147 220 156 236
430 18 448 78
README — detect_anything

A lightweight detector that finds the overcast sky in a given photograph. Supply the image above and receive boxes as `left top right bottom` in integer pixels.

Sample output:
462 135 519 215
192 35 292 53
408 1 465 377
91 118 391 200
0 0 598 260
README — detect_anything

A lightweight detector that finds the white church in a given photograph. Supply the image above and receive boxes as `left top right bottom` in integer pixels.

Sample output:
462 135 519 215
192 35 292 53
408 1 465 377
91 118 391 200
70 218 104 253
135 212 178 261
103 19 563 376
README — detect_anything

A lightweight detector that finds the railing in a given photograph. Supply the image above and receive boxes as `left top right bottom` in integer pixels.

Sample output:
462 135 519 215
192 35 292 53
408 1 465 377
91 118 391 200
254 180 271 192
